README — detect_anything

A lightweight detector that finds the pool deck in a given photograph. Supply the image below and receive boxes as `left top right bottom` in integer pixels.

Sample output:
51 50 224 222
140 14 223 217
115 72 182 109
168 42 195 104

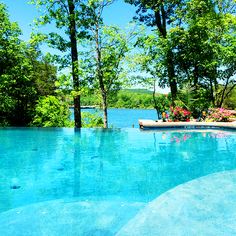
139 119 236 130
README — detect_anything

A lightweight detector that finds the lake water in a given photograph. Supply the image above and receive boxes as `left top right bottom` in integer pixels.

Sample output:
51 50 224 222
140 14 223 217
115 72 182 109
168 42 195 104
71 108 158 128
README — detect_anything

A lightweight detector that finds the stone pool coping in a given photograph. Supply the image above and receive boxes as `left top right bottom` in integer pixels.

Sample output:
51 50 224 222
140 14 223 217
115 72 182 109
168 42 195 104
139 119 236 130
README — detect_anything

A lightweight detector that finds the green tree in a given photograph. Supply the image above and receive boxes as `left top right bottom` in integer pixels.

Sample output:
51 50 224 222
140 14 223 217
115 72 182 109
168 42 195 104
80 0 132 128
125 0 186 102
81 112 103 128
31 96 72 127
152 80 170 119
127 0 236 109
0 4 37 126
223 87 236 109
168 0 236 108
30 0 94 128
176 85 211 118
0 3 59 126
29 52 57 96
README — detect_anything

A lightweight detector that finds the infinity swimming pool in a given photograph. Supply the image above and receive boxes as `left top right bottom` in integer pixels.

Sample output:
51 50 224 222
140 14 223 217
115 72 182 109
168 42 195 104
0 128 235 212
0 128 236 235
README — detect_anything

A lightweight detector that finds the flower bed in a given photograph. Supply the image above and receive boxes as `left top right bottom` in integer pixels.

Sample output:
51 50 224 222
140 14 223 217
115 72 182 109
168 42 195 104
169 106 191 122
206 108 232 122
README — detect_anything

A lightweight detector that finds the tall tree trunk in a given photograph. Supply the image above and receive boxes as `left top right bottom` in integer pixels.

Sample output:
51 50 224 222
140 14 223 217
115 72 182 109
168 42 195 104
209 77 215 107
95 22 108 128
154 5 177 104
218 77 236 107
152 80 161 119
68 0 81 128
102 92 108 128
193 64 199 86
167 50 177 103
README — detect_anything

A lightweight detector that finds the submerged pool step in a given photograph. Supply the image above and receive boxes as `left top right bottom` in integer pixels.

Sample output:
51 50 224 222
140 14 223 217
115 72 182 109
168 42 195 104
117 170 236 236
0 199 145 236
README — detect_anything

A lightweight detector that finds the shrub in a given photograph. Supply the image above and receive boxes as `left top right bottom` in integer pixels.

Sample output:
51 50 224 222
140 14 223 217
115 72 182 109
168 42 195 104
169 106 191 121
82 112 103 128
31 96 72 127
207 108 232 122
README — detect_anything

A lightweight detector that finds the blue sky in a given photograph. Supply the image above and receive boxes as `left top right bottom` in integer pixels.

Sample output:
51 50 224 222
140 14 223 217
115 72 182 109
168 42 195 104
4 0 136 40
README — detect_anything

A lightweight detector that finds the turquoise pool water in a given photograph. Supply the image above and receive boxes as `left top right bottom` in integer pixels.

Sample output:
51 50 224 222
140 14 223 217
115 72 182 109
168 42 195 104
0 128 236 214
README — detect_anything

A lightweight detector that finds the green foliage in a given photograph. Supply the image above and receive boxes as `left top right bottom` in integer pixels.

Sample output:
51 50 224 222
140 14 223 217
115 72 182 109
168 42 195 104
33 57 57 96
30 0 92 127
169 0 236 107
153 94 170 118
0 3 58 126
2 0 236 128
81 92 99 106
81 89 170 109
223 87 236 109
132 32 169 91
125 0 184 101
124 89 152 94
79 0 134 128
32 96 72 127
0 4 36 126
82 112 103 128
176 85 211 118
113 91 153 108
127 0 236 107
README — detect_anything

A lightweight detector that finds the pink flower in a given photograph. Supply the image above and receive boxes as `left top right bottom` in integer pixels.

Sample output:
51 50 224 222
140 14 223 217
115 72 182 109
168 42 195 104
207 108 231 122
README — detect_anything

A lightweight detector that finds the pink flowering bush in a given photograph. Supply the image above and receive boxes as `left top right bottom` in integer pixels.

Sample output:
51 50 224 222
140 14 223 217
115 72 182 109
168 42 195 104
207 108 232 122
169 106 191 121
